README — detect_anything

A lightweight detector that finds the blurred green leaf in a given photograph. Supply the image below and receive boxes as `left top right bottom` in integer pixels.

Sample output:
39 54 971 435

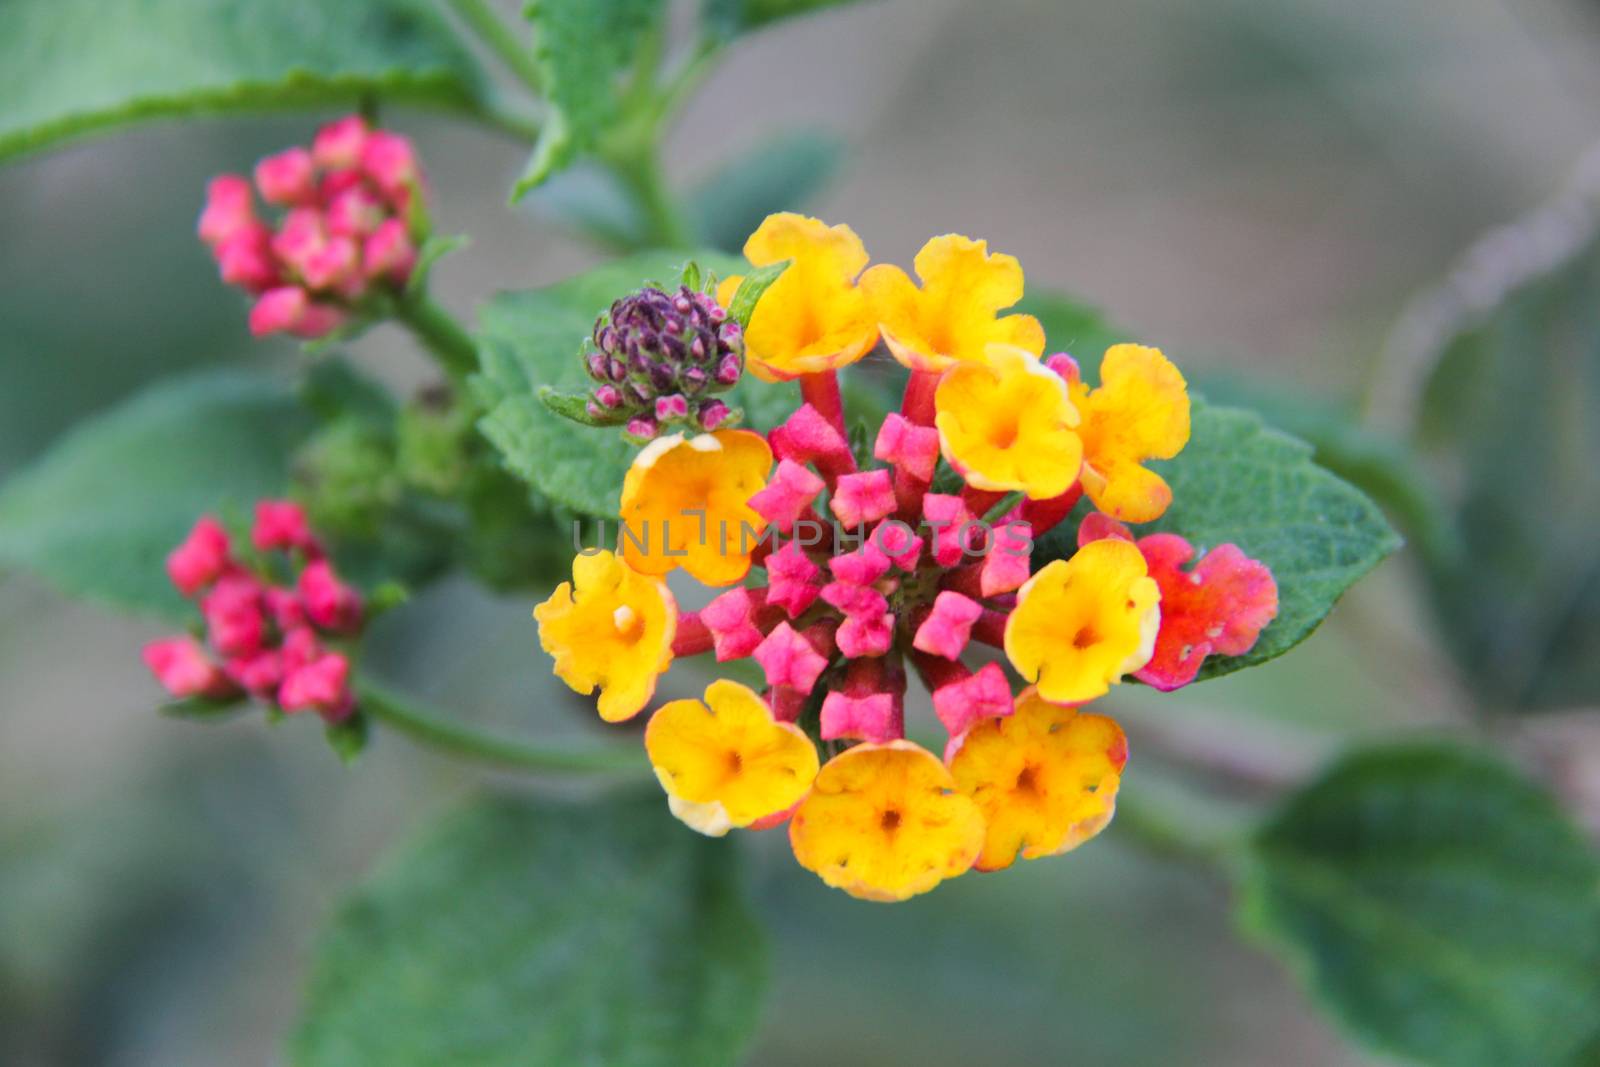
1242 744 1600 1067
0 0 489 163
0 368 310 619
290 791 767 1067
475 250 795 517
703 0 865 36
1037 399 1401 680
1016 291 1129 366
726 259 789 328
1409 220 1600 712
688 131 844 252
513 0 667 197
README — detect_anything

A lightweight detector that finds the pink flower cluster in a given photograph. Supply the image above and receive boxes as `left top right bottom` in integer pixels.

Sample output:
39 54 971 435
142 501 364 722
197 116 426 340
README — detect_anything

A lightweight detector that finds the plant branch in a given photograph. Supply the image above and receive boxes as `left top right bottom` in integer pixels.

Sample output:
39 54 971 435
357 676 649 776
447 0 544 96
395 294 479 381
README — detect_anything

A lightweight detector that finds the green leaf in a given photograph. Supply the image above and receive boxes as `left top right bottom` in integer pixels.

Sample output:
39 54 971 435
703 0 865 36
1404 205 1600 712
1016 291 1130 367
1241 744 1600 1067
404 234 470 298
1036 399 1401 680
0 368 311 619
475 250 796 517
324 715 370 765
688 131 844 252
290 791 768 1067
0 0 489 164
726 259 789 328
538 385 628 426
513 0 667 197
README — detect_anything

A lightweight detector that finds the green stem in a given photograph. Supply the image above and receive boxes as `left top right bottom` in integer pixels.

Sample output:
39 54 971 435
395 295 479 381
608 144 693 249
357 677 649 776
447 0 544 95
982 490 1026 524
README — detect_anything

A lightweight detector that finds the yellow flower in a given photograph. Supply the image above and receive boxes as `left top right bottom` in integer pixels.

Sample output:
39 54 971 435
935 342 1083 499
533 550 677 722
860 233 1044 373
716 213 879 382
1004 539 1161 704
645 679 819 837
1068 344 1190 523
949 687 1127 871
619 429 772 587
788 740 985 902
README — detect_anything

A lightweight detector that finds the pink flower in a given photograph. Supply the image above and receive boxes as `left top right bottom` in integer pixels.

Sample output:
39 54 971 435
821 691 902 743
143 637 237 700
830 469 897 529
215 223 280 293
198 175 256 247
248 287 346 339
981 519 1033 596
912 591 983 660
752 622 829 694
254 147 317 206
280 626 322 675
299 234 360 292
764 539 823 617
252 499 320 555
874 413 940 482
202 573 266 657
869 519 923 571
930 661 1013 747
326 185 387 237
769 403 854 480
836 610 894 659
360 130 421 203
225 649 283 697
828 539 892 587
279 651 354 721
312 116 370 171
362 218 417 285
165 516 232 597
748 459 824 534
700 587 766 661
922 494 978 568
298 559 362 633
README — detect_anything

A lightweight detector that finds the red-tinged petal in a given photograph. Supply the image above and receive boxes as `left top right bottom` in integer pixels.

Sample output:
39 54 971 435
1134 533 1278 691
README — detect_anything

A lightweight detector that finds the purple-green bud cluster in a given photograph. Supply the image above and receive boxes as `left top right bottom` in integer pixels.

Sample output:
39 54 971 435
585 285 744 441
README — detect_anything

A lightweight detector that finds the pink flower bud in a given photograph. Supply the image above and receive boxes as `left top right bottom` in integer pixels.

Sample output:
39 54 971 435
312 116 370 171
829 468 897 529
912 591 983 660
143 636 237 699
215 223 281 293
202 573 266 657
869 519 923 571
279 651 354 721
324 185 387 237
1044 352 1082 385
280 626 321 675
252 499 320 555
264 587 306 631
821 691 902 743
249 287 346 339
254 147 317 205
700 587 766 661
300 234 360 292
931 661 1013 743
827 540 892 587
922 494 977 568
198 175 256 247
836 610 894 659
764 539 822 617
298 559 363 633
166 516 232 597
697 399 732 431
820 580 888 621
319 166 365 200
360 130 421 203
654 394 690 421
225 648 282 696
747 459 824 534
981 519 1034 596
769 403 853 479
362 218 417 286
874 413 940 483
752 622 829 694
714 354 742 385
594 385 623 409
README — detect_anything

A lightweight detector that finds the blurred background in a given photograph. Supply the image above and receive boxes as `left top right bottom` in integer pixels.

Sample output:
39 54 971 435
3 0 1599 1063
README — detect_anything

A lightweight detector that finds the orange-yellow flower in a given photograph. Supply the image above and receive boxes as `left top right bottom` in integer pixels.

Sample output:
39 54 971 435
788 740 985 902
533 550 676 722
1004 538 1161 704
716 213 878 382
1067 344 1190 523
619 429 772 587
935 343 1082 499
860 233 1044 373
949 687 1127 871
645 679 819 837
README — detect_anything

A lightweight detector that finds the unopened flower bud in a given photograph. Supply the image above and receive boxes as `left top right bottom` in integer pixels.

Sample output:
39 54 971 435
312 115 369 171
215 224 281 293
360 131 421 204
198 175 257 247
325 186 386 237
585 352 610 381
252 499 320 555
144 637 237 700
255 147 317 206
594 385 624 409
279 651 354 721
715 354 742 385
697 399 732 431
166 516 232 597
625 416 659 441
298 559 363 633
249 287 346 339
301 234 360 292
655 394 689 421
361 218 416 286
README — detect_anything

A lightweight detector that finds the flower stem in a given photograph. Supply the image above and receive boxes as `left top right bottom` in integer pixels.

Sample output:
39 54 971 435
608 143 693 249
799 370 847 437
395 295 479 381
447 0 544 95
981 490 1025 525
356 676 649 776
901 370 940 426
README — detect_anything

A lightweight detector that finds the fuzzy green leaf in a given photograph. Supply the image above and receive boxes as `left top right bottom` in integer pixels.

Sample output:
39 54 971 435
538 385 628 426
0 368 311 619
0 0 489 163
703 0 865 36
1242 744 1600 1067
1036 398 1401 679
512 0 667 196
475 250 797 517
726 259 789 328
290 791 767 1067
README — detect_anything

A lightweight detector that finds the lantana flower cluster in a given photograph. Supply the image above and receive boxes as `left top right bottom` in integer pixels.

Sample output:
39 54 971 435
197 115 427 340
142 500 365 723
536 213 1281 902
